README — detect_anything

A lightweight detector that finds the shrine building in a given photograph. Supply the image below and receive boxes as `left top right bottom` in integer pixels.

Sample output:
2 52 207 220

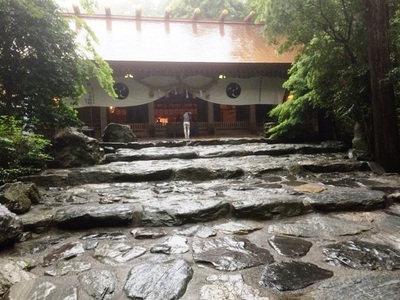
65 6 296 138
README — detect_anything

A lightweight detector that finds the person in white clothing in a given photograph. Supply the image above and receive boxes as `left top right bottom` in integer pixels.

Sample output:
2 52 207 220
183 111 191 139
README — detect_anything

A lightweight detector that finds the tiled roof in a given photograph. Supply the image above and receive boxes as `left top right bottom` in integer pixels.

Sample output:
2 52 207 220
70 15 296 64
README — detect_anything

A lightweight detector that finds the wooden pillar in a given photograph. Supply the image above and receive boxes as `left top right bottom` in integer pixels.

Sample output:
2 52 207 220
148 102 154 125
148 102 155 137
249 105 256 131
100 107 108 136
207 101 215 136
207 101 214 124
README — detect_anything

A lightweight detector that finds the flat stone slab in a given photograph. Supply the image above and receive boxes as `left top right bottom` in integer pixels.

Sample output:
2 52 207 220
124 259 193 300
18 206 54 233
174 224 217 238
378 214 400 234
54 204 138 229
0 259 37 295
232 194 310 220
131 228 167 239
200 274 270 300
104 148 199 162
323 240 400 270
80 232 126 240
298 274 400 300
192 236 274 271
260 261 334 291
78 269 117 300
44 260 91 277
152 235 189 254
42 241 85 267
385 203 400 216
5 278 78 300
305 188 386 211
268 235 312 257
141 199 230 226
213 221 263 234
93 242 146 265
267 215 372 238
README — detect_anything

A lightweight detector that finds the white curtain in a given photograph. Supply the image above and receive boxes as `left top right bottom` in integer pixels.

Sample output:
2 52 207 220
66 76 285 108
65 77 158 107
200 77 285 105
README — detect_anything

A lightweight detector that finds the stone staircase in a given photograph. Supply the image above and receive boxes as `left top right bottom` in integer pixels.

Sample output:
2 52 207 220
2 138 400 299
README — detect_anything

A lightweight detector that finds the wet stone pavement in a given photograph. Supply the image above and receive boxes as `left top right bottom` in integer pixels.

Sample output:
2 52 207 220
1 137 400 299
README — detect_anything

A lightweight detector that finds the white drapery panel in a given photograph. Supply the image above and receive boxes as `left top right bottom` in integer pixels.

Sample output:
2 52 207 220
65 77 158 107
202 77 285 105
66 76 285 107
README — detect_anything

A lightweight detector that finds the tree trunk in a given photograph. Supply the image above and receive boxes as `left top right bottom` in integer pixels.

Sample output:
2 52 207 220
364 0 400 172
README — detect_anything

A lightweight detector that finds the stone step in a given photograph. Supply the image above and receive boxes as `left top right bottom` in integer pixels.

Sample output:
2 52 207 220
23 152 366 187
101 140 348 162
17 141 395 232
100 137 275 150
2 139 400 300
20 176 392 232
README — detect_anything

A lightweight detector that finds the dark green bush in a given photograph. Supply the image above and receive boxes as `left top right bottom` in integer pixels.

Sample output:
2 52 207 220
0 116 51 184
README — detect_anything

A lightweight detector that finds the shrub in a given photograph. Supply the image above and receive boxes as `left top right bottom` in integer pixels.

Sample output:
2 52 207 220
0 116 51 184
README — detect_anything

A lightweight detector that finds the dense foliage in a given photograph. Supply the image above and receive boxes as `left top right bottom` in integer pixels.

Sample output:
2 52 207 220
249 0 400 171
0 116 51 184
0 0 115 130
250 0 370 138
0 0 116 182
170 0 250 20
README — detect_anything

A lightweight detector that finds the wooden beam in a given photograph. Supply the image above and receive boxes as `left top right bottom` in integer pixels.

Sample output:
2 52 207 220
192 8 201 20
218 9 229 22
105 6 111 17
244 11 255 22
136 6 142 18
72 3 80 15
165 7 172 19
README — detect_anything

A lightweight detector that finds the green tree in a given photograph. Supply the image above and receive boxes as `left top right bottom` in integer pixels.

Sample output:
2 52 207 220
0 116 51 184
250 0 400 172
0 0 115 130
170 0 249 20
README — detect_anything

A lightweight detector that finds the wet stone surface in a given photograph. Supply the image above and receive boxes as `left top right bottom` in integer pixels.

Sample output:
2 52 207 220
78 270 117 300
268 235 312 257
260 261 334 291
267 215 373 238
1 138 400 299
200 274 269 300
323 240 400 270
298 274 400 300
5 279 78 300
93 242 147 265
192 236 274 271
124 259 193 300
42 241 85 267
